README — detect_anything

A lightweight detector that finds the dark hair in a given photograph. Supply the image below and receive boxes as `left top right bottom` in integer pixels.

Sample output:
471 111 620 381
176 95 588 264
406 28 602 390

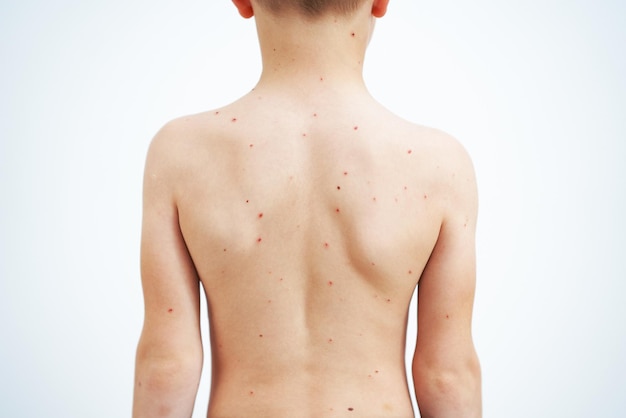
255 0 365 17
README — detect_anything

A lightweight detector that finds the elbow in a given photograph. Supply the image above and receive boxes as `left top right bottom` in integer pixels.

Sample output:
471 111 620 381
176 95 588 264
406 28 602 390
413 355 482 417
134 342 203 394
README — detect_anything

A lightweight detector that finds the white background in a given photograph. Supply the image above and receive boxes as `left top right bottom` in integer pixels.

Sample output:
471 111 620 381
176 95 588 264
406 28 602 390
1 1 625 416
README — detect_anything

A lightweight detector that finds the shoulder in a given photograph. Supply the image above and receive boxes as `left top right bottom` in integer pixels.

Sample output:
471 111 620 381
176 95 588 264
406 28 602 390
407 123 478 217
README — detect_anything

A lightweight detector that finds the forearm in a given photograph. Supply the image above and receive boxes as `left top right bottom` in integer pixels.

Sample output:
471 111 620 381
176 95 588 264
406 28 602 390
413 358 482 418
133 349 203 418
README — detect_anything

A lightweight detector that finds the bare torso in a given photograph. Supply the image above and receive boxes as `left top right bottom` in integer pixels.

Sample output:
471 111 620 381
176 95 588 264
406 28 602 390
173 88 450 417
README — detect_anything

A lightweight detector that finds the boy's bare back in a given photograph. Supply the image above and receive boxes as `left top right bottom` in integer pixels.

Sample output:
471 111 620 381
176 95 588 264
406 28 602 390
133 1 481 417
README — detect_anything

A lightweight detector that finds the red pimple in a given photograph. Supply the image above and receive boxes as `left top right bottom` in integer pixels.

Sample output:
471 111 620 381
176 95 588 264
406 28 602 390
257 237 262 243
167 308 173 313
353 126 359 130
258 213 264 218
231 117 237 122
335 208 340 213
324 242 330 248
407 149 412 154
328 281 334 286
351 32 356 37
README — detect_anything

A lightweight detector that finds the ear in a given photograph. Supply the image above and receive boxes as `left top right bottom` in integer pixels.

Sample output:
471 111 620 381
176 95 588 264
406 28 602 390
371 0 389 18
232 0 254 18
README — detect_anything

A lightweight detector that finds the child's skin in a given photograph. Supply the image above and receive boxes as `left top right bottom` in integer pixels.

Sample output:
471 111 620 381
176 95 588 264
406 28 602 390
133 1 481 417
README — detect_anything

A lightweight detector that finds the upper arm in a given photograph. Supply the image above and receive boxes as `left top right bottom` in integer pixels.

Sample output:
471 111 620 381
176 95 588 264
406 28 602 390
137 124 202 358
414 140 479 370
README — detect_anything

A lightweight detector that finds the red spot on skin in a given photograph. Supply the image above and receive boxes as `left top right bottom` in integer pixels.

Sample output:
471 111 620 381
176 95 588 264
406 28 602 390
328 281 334 286
214 111 220 115
223 248 227 252
386 299 391 303
259 334 264 338
351 32 355 37
408 270 413 275
343 171 348 176
320 77 324 81
372 197 377 202
446 315 450 319
348 408 354 412
257 237 262 243
371 262 376 266
353 126 359 130
328 338 334 343
249 391 255 396
249 144 254 148
167 308 173 313
404 186 408 190
258 213 263 218
313 113 318 117
324 242 330 249
336 208 340 213
424 194 428 199
337 186 341 190
231 118 237 122
302 133 307 137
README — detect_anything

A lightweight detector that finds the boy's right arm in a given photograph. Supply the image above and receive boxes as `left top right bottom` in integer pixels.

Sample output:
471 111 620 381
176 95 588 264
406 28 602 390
412 144 482 417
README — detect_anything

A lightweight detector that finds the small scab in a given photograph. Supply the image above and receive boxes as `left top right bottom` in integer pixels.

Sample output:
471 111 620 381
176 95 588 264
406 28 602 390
351 32 356 37
348 408 354 412
337 186 341 190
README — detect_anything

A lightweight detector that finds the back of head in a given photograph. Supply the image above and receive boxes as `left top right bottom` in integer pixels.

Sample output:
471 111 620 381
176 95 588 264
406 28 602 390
255 0 366 18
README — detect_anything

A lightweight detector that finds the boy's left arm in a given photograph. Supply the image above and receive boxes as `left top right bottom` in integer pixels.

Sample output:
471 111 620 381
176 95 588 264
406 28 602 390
132 127 203 417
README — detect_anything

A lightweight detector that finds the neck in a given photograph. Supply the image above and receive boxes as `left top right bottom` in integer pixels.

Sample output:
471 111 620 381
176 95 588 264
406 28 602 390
252 8 375 92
